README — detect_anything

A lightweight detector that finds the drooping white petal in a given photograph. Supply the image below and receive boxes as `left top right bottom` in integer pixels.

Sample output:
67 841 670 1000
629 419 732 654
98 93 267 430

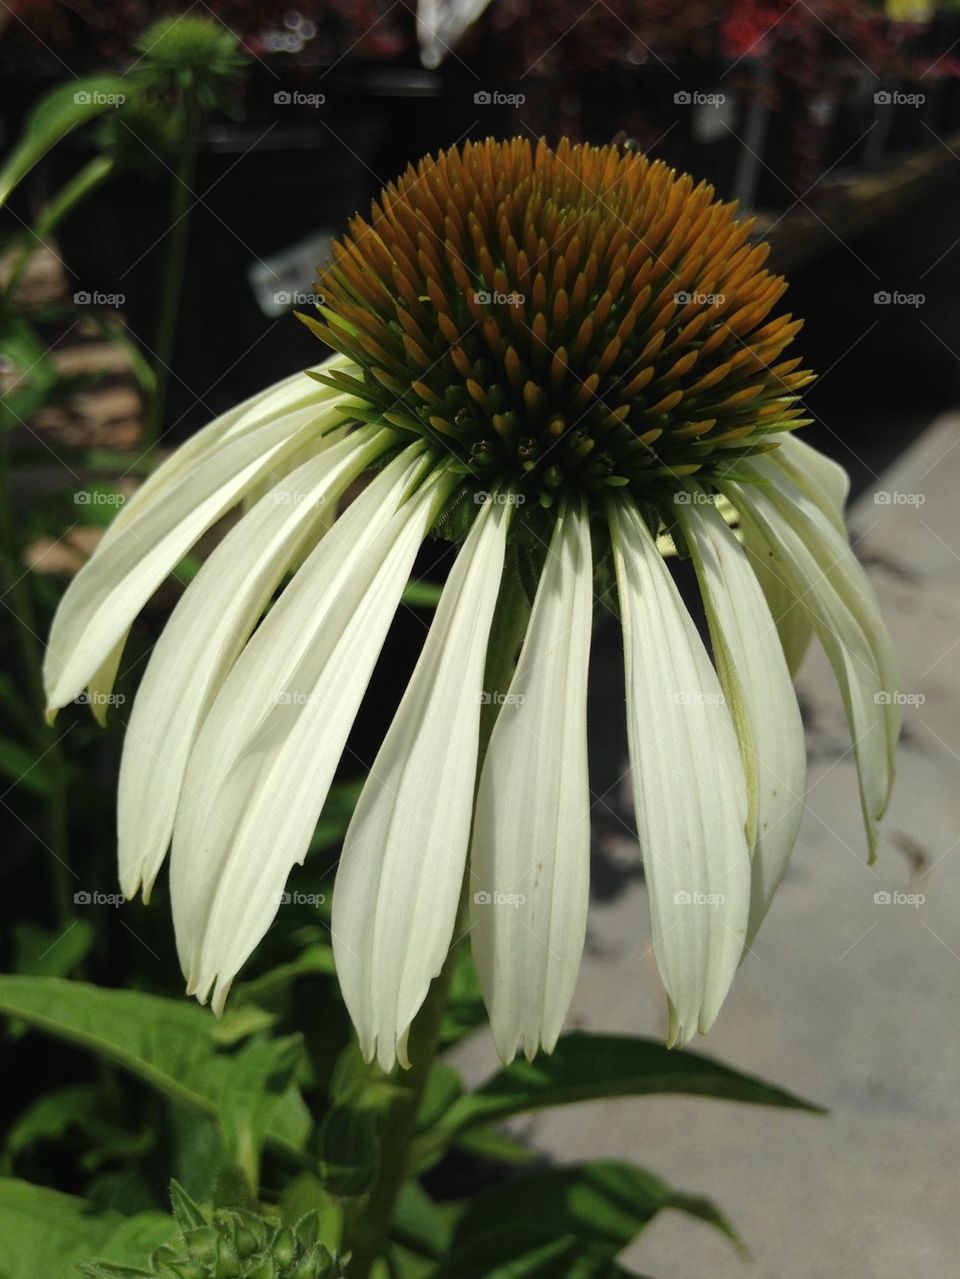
45 401 353 714
748 455 900 780
724 470 895 857
736 435 852 677
171 450 448 1009
610 502 750 1046
677 494 806 947
44 359 356 713
770 433 850 533
117 426 391 902
333 497 509 1071
740 521 813 677
469 500 593 1062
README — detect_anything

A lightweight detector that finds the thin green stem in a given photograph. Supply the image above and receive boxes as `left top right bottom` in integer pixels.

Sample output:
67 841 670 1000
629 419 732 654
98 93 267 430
345 545 531 1279
0 426 73 927
144 111 199 450
3 155 115 304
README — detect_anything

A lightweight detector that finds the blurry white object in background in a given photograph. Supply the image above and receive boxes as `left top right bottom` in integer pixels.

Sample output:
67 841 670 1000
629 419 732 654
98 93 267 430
417 0 493 67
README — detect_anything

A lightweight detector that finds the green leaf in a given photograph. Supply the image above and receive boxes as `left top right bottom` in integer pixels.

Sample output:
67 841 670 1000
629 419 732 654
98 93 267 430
429 1230 642 1279
438 941 487 1048
0 1084 99 1174
0 76 130 209
0 736 50 795
416 1063 464 1133
233 942 336 1008
0 313 61 426
279 1173 343 1250
389 1182 459 1272
11 919 93 978
444 1160 741 1261
451 1126 537 1167
309 779 364 853
419 1032 823 1157
401 578 443 608
0 977 311 1163
169 1179 207 1232
0 1178 175 1277
318 1104 380 1198
217 1034 308 1176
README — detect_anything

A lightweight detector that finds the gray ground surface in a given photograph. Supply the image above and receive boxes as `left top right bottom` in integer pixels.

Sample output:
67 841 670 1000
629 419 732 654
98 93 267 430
453 414 960 1278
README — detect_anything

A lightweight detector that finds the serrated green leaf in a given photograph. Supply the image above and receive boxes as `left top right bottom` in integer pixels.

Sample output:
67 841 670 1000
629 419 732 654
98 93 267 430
169 1180 208 1232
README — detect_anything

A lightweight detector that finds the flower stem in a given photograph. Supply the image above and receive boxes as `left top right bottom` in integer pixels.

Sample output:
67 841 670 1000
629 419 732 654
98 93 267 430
144 110 199 451
345 548 531 1279
2 155 115 305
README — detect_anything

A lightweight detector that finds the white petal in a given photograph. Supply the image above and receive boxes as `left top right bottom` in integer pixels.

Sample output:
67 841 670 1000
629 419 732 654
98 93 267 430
740 520 813 677
725 469 895 857
610 502 750 1046
171 450 445 1007
677 495 806 947
44 360 355 713
737 435 852 677
333 497 509 1071
748 456 899 779
117 426 391 901
771 433 850 533
45 401 351 713
469 500 593 1062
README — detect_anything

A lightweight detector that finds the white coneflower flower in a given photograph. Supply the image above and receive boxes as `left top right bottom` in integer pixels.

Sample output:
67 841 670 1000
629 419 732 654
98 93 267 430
44 138 898 1068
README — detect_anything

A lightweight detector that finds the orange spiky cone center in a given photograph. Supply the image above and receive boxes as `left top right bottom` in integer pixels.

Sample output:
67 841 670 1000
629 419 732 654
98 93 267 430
306 136 813 510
